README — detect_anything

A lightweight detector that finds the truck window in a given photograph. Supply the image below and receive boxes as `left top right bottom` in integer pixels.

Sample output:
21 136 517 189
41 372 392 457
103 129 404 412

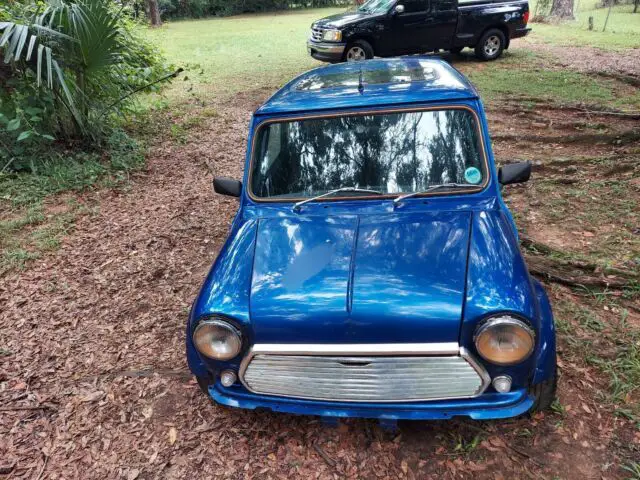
431 0 456 11
400 0 428 13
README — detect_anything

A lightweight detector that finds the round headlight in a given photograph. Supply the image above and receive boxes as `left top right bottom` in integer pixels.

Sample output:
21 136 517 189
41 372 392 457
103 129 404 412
193 319 242 360
474 316 535 365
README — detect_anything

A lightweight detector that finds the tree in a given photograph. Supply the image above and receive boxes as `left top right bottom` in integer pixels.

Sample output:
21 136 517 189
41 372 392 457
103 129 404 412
549 0 575 19
148 0 161 26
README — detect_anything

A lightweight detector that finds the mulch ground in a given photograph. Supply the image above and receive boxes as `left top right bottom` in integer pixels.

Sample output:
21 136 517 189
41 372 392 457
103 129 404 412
1 77 639 478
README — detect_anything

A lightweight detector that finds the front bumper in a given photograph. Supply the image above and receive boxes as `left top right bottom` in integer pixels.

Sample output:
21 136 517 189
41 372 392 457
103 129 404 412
209 382 534 420
188 339 543 420
512 27 532 39
307 39 346 63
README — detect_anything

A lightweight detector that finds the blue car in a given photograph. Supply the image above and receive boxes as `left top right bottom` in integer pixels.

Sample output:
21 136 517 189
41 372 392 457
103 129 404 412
187 57 557 423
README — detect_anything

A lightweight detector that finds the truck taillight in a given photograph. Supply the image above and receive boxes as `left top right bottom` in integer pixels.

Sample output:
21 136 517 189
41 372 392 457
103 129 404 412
523 11 530 24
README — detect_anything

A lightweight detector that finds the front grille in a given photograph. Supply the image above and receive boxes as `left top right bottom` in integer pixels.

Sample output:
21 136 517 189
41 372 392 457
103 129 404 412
242 352 488 403
310 26 324 42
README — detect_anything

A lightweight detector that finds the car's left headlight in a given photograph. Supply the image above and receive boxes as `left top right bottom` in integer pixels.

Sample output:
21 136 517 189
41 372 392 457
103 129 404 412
474 315 535 365
193 318 242 360
322 29 342 42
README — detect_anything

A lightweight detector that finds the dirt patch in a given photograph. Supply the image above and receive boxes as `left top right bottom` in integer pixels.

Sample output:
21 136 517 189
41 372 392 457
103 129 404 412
523 38 640 78
1 89 639 479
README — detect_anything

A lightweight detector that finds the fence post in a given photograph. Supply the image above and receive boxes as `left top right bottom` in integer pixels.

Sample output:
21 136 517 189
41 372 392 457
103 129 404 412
588 16 593 30
603 0 613 31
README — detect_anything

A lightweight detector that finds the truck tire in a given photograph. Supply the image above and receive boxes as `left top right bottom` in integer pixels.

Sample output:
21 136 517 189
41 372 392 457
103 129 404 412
529 366 558 413
475 29 506 61
344 40 374 62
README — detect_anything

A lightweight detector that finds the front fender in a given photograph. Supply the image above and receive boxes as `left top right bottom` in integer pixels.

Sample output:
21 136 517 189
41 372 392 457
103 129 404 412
461 209 540 387
187 218 258 376
531 279 557 384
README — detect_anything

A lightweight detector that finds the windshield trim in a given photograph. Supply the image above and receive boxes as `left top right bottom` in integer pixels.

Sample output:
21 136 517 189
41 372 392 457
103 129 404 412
247 105 491 205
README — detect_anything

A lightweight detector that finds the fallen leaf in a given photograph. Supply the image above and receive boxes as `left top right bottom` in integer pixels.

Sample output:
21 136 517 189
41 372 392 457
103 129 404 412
168 427 177 445
81 391 104 403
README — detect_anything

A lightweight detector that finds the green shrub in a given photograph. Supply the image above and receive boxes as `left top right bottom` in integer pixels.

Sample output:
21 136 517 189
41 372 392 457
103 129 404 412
0 0 174 166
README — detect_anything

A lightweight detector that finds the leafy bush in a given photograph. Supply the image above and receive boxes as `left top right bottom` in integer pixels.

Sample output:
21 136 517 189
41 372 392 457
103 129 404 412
0 0 173 173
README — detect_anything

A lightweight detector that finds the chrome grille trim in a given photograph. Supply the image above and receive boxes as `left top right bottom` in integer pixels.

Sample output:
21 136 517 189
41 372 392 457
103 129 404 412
239 344 490 403
310 26 324 42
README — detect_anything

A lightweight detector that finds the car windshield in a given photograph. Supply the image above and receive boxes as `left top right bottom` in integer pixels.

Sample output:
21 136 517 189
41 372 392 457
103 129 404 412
358 0 396 13
250 108 486 200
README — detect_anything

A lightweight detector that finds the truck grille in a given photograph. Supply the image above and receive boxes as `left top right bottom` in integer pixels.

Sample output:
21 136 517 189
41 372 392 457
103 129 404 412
310 26 324 42
242 352 489 403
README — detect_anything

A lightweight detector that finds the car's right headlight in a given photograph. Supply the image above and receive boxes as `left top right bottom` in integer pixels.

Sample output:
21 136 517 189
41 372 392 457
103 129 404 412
193 318 242 360
474 315 535 365
322 29 342 42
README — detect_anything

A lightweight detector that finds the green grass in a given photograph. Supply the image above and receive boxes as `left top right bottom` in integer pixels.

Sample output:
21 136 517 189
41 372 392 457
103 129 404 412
555 298 640 415
144 7 345 101
622 461 640 480
143 7 639 111
0 130 144 207
0 130 143 274
528 2 640 50
461 52 640 109
0 198 90 275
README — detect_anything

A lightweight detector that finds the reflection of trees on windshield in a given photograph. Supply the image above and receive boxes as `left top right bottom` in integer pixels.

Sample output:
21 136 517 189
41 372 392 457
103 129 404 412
251 109 483 198
357 0 396 13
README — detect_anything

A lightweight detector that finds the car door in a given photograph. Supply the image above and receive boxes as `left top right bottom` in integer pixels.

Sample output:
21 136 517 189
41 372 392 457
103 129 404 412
388 0 431 54
424 0 458 49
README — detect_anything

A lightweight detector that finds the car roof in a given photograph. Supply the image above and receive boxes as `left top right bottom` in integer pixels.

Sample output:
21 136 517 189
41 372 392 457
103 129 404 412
255 57 479 115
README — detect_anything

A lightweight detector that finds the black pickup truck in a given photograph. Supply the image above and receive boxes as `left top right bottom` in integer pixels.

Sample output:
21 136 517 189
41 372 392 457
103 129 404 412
307 0 530 62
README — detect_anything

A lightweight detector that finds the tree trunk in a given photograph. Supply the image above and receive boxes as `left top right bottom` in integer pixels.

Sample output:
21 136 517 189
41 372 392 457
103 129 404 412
634 0 639 13
148 0 162 27
549 0 575 19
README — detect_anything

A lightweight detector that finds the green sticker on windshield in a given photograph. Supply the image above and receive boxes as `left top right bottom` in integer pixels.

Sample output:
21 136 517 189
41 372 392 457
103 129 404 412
464 167 482 185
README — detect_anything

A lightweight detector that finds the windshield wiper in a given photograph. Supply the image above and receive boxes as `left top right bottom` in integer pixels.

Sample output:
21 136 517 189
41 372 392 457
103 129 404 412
393 183 480 206
293 187 382 212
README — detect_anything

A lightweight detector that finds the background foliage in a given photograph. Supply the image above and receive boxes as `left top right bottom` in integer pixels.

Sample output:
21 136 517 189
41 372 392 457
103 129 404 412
0 0 173 174
151 0 353 19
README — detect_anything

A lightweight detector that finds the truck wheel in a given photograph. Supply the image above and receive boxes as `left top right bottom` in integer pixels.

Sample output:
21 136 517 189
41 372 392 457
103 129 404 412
475 29 506 61
344 40 374 62
529 366 558 413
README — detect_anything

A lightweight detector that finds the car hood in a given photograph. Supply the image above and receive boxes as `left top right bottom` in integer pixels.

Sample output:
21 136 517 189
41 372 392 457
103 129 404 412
250 211 471 344
313 10 377 29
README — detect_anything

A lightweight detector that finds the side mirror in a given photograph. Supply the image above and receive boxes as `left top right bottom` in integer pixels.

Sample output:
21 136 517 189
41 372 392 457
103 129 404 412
498 161 531 185
392 4 405 15
213 177 242 197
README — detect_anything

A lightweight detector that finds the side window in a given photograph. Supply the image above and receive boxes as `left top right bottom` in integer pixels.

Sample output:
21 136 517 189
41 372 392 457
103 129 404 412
260 123 282 175
431 0 456 11
400 0 428 13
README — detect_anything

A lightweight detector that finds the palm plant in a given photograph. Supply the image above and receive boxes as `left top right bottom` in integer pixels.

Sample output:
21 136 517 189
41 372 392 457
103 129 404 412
1 0 168 140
